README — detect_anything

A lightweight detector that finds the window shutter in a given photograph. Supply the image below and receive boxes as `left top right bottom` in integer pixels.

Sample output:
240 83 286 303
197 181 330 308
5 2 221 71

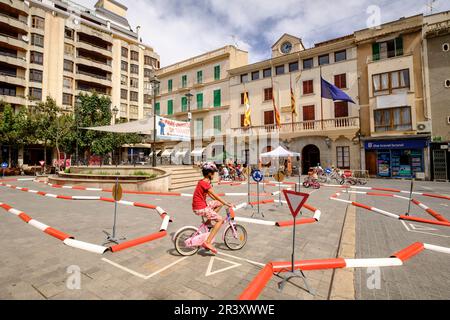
214 89 221 107
214 66 220 80
214 115 221 132
395 37 403 56
155 102 160 115
196 93 203 109
168 100 173 115
181 97 187 112
372 42 380 61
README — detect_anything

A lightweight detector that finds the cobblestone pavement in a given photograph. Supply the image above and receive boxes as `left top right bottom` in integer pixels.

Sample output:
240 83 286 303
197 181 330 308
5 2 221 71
0 176 448 300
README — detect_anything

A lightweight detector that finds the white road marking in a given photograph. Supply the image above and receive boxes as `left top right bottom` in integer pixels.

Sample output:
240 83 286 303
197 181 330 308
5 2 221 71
216 251 265 267
400 220 450 238
409 223 438 231
205 256 241 277
101 256 188 280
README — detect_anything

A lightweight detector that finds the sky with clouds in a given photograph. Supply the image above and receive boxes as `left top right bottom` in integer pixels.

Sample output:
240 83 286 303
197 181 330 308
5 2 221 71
76 0 450 66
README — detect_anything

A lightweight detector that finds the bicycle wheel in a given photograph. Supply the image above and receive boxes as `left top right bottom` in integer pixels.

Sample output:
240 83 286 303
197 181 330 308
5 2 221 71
224 224 247 250
174 227 200 256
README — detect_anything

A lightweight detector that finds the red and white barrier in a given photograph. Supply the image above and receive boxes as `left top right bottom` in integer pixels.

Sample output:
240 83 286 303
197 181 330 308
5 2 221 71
323 184 450 202
0 201 109 254
330 190 450 227
238 241 450 300
233 201 321 227
0 182 169 221
0 183 173 253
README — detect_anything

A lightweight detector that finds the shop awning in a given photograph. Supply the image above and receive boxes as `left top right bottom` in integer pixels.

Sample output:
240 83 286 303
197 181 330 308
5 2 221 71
175 149 189 157
149 149 162 156
191 148 206 156
161 149 174 157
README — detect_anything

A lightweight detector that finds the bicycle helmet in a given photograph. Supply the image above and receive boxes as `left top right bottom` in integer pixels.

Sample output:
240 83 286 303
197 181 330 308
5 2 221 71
202 162 218 176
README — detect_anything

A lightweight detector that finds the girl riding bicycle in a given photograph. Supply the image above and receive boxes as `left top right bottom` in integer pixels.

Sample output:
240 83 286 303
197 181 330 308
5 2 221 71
192 162 233 254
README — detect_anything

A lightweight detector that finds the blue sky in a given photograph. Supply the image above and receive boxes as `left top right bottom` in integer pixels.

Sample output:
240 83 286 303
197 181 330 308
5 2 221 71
76 0 450 66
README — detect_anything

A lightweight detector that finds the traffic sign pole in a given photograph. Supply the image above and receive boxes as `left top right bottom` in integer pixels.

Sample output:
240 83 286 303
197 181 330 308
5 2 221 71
103 177 126 245
277 190 314 295
1 162 7 178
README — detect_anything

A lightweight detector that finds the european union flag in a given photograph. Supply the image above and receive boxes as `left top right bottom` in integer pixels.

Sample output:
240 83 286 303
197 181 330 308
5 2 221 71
321 77 355 104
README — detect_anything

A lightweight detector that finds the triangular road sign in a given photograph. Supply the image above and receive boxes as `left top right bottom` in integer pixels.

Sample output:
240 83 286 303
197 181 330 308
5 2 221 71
283 190 309 218
409 223 438 231
205 257 241 277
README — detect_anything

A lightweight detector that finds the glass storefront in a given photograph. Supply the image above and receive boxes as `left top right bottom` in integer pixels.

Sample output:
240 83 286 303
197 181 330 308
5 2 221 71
365 139 428 178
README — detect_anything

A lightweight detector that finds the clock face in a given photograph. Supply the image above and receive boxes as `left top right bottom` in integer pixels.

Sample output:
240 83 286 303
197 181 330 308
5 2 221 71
281 41 293 54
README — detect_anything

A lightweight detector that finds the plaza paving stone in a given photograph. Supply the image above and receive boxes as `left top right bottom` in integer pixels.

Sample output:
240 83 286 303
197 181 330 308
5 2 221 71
0 176 448 300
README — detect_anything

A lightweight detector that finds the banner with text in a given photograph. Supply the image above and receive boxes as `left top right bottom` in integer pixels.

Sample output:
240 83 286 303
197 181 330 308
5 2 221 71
156 116 191 142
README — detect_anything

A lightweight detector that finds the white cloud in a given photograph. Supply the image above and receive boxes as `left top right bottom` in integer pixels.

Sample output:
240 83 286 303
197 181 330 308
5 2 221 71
75 0 450 66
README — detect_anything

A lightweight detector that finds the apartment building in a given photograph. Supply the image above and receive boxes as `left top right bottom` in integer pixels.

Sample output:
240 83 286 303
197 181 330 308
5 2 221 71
0 0 159 165
423 11 450 181
356 15 430 179
154 45 248 163
228 34 360 172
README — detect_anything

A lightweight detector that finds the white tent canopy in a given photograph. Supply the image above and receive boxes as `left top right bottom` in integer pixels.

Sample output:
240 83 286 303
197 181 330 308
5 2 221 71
260 146 300 159
82 117 154 134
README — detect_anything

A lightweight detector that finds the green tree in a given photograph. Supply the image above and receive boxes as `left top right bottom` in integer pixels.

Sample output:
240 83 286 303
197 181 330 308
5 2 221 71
77 92 143 163
30 97 60 168
0 103 34 167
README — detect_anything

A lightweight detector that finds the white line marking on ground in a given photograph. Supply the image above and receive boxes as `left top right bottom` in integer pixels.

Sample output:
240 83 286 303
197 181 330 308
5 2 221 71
101 258 147 279
400 220 450 238
216 251 265 267
101 256 188 280
205 256 241 277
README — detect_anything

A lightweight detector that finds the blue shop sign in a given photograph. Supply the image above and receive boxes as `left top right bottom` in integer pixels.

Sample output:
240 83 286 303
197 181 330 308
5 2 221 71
365 139 428 150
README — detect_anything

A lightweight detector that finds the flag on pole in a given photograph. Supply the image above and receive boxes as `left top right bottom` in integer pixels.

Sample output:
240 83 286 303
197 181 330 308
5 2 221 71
290 78 297 117
272 87 281 128
320 77 355 103
243 91 251 127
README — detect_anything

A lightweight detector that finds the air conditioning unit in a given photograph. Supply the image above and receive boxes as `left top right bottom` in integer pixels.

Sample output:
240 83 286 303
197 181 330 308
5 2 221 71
417 121 431 133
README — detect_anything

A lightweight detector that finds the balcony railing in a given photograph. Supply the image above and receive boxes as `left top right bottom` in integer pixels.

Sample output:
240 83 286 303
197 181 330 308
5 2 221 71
230 116 360 135
77 54 111 66
0 12 28 25
77 70 111 81
0 71 25 79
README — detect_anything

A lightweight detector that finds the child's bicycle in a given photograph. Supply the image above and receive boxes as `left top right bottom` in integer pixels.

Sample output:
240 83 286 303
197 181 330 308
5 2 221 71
173 208 247 256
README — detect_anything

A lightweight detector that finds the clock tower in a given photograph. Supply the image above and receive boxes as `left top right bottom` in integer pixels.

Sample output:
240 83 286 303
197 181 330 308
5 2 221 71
271 34 305 58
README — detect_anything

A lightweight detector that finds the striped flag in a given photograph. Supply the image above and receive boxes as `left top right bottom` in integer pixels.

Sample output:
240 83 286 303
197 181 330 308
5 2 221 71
243 91 251 127
272 88 281 128
290 78 297 117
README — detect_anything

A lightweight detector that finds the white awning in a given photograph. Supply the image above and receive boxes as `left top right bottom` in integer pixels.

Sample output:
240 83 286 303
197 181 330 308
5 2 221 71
191 148 206 156
175 149 189 157
82 117 154 134
149 149 162 156
161 149 174 157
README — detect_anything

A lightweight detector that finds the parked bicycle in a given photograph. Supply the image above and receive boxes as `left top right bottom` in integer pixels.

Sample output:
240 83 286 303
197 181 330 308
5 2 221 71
173 208 247 256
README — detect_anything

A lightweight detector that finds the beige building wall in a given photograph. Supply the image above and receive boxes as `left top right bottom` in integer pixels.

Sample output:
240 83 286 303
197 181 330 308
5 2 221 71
228 34 361 169
155 46 248 149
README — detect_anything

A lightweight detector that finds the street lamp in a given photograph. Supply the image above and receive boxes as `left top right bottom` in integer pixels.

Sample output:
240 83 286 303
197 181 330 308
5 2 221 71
150 75 160 167
112 105 119 124
185 92 193 121
75 96 81 167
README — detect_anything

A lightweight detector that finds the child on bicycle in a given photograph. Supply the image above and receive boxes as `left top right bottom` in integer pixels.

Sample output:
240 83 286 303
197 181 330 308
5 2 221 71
192 162 233 254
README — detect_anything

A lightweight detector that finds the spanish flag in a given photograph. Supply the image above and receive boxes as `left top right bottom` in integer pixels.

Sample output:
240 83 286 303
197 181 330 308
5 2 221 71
243 91 251 127
272 88 281 128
